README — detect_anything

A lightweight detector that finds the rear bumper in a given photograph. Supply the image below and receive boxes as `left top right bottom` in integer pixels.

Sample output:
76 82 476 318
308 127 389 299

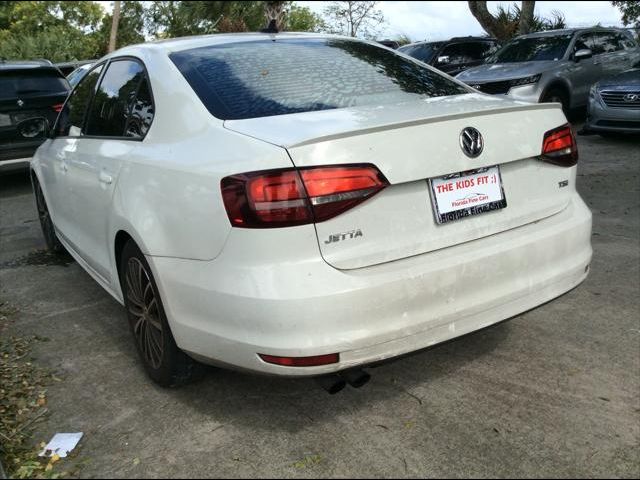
149 193 592 376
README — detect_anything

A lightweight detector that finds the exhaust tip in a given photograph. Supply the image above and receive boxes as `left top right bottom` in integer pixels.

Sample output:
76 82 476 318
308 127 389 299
341 369 371 389
315 375 347 395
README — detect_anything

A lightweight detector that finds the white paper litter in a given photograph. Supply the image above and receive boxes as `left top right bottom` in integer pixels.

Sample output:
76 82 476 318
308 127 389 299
39 432 83 458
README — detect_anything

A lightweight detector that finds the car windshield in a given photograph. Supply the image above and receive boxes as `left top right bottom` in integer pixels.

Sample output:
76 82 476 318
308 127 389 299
170 38 469 120
488 34 573 63
398 42 444 63
0 69 68 100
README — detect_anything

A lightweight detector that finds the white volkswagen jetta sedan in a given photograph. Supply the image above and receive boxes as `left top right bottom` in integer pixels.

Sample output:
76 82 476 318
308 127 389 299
31 33 592 390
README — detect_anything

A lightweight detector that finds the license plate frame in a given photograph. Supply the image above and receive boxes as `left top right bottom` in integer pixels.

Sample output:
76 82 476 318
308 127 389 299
428 166 507 224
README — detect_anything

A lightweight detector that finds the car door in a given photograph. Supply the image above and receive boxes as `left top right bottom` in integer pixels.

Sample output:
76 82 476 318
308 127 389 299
64 58 154 283
41 63 104 243
564 33 603 107
589 31 629 78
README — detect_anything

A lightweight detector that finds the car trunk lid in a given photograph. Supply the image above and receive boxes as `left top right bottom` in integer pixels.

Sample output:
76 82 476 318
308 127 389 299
225 94 574 269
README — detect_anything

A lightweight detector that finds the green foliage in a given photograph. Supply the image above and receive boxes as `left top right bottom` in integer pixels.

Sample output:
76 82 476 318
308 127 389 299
0 1 335 62
287 4 325 32
612 1 640 27
490 4 566 40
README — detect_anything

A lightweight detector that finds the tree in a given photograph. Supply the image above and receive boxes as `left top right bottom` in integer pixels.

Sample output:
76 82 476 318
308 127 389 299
287 4 325 32
468 1 566 41
263 1 287 31
322 1 385 39
612 1 640 28
0 1 106 61
468 1 535 41
95 1 145 55
108 0 121 52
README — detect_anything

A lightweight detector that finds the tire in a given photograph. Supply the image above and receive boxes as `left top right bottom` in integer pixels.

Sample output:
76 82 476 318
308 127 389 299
33 178 65 253
119 240 198 387
541 88 570 116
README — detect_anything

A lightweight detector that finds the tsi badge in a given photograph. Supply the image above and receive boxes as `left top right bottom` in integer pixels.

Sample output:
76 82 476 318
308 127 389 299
324 229 363 245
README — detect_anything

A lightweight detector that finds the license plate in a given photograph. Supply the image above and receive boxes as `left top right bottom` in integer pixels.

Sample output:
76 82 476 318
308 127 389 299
429 166 507 224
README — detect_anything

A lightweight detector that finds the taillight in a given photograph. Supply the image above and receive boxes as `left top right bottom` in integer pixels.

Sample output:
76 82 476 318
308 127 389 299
541 124 578 166
221 164 388 228
258 353 339 367
52 103 64 113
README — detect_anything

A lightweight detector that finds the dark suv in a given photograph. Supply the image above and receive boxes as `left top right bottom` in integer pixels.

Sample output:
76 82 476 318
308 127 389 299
0 60 70 172
397 36 499 76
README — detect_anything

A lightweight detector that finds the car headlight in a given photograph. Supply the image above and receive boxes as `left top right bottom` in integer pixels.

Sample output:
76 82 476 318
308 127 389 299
589 84 598 98
509 74 541 87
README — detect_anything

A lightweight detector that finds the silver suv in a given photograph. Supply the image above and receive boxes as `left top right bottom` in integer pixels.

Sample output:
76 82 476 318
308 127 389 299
456 28 640 112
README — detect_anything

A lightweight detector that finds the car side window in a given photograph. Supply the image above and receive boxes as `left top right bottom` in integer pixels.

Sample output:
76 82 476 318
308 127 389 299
85 59 148 138
462 42 498 61
573 35 591 53
589 32 623 55
439 43 472 65
55 64 103 137
618 32 637 50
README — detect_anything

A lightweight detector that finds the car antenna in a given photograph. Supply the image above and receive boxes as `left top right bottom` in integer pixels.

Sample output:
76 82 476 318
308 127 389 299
261 19 279 34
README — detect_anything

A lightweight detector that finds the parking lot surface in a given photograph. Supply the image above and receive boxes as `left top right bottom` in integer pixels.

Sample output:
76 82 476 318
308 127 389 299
1 131 639 478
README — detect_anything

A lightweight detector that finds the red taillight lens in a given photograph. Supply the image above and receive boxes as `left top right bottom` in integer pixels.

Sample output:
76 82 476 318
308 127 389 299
52 103 64 113
541 124 578 166
258 353 339 367
221 164 388 228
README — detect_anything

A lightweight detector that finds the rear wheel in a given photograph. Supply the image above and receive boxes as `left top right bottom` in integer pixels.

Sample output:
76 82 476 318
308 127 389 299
33 178 64 253
120 240 198 387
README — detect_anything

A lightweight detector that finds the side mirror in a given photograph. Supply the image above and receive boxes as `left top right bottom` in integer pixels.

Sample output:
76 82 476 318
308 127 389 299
16 117 50 140
574 48 593 62
437 55 450 65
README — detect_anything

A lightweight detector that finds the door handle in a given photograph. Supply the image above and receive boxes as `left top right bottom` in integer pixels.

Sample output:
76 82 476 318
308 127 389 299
99 171 113 185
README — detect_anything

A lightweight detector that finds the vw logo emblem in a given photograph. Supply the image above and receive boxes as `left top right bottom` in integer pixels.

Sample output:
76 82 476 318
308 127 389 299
460 127 484 158
623 93 639 102
17 99 24 107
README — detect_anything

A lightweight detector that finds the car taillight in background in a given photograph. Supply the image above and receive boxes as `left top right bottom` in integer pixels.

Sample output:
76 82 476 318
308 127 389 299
221 164 388 228
52 103 64 113
541 124 578 167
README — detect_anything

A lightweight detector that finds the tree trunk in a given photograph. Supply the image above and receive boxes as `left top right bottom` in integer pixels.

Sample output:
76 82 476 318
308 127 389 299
264 1 287 32
108 0 121 53
518 1 536 35
468 1 502 40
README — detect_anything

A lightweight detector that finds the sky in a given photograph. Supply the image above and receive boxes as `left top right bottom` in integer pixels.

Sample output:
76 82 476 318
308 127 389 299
97 1 626 42
297 1 626 41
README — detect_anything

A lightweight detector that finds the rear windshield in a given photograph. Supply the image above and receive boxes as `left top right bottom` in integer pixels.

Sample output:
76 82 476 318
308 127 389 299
170 38 469 120
488 34 573 63
0 68 69 100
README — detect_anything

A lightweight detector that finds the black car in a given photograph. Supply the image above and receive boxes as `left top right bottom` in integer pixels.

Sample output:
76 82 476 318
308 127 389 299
0 60 70 172
398 36 499 76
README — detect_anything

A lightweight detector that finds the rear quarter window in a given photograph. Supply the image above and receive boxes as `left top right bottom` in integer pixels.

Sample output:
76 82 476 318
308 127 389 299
170 38 469 120
0 68 68 100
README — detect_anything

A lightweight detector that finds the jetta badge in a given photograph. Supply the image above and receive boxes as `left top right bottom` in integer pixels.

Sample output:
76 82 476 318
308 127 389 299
623 93 638 102
17 99 24 107
460 127 484 158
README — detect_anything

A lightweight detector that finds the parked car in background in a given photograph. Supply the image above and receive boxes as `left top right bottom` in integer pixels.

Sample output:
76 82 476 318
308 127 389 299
66 63 94 88
398 36 499 76
583 68 640 135
31 34 592 390
54 59 95 77
377 39 400 49
456 28 640 113
0 60 70 172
